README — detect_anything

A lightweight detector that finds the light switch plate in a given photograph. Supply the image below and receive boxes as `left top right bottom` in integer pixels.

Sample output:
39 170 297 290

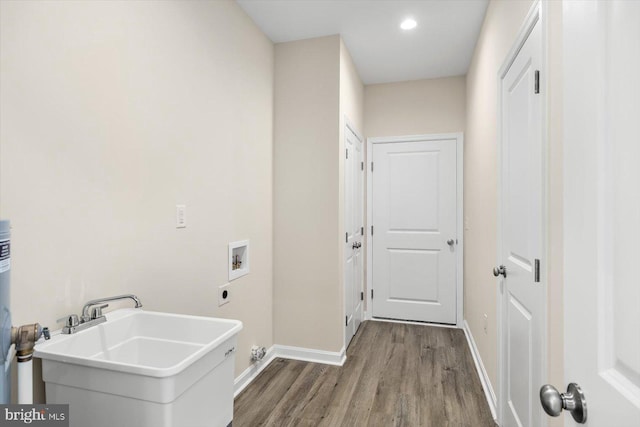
176 205 186 228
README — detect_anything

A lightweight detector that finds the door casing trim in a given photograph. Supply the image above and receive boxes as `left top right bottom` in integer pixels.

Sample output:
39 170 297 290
365 132 464 328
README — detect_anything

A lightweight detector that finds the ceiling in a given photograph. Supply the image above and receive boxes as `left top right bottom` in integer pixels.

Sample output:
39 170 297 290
236 0 489 85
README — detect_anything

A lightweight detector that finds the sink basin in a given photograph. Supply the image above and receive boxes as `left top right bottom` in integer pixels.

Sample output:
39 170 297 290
35 308 242 427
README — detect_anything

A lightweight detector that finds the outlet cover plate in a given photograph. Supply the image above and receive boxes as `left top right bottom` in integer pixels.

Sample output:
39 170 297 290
218 283 231 306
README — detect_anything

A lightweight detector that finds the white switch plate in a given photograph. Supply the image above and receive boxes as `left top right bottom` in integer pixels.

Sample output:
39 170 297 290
483 314 488 334
218 283 231 306
176 205 186 228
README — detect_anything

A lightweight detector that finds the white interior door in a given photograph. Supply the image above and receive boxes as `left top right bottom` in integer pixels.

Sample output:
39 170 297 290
344 124 363 348
371 137 457 324
498 14 545 427
562 2 640 426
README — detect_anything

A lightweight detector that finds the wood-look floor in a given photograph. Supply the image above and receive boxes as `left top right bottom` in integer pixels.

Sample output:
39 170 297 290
234 321 496 427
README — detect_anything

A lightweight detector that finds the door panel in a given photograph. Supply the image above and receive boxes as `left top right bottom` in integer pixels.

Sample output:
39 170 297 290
344 125 363 348
372 139 457 324
508 295 533 426
499 17 543 427
388 152 439 231
388 249 438 302
563 2 640 425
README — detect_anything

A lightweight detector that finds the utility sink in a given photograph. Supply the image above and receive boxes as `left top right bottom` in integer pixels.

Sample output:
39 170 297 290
35 308 242 427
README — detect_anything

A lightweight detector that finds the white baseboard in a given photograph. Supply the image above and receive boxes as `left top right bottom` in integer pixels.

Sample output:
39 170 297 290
234 344 346 397
234 346 277 397
273 344 346 366
463 320 498 421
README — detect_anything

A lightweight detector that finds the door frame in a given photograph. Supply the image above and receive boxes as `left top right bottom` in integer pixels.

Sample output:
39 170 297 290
366 132 464 328
343 117 364 349
496 1 549 425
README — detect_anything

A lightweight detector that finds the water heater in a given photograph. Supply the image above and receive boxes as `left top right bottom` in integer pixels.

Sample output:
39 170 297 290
0 220 11 404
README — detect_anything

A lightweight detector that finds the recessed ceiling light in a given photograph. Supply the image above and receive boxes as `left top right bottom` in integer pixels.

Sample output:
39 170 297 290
400 18 417 31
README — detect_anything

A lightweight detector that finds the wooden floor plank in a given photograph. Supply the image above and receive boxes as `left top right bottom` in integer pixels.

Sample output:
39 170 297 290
234 321 496 427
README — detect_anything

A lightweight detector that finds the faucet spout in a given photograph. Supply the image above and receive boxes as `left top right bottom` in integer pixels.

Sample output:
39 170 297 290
81 294 142 322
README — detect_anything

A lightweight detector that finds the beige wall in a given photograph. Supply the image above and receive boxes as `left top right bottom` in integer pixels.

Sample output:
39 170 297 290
546 1 564 426
364 76 466 138
340 40 365 134
273 36 363 353
273 36 343 352
464 0 535 391
0 0 274 399
465 2 563 425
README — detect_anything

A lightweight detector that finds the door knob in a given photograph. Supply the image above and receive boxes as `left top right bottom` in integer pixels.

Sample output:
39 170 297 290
493 265 507 278
540 383 587 423
352 242 361 250
447 239 455 246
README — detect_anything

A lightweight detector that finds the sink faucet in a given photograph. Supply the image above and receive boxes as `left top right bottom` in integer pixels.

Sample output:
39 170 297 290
59 294 143 334
81 294 142 322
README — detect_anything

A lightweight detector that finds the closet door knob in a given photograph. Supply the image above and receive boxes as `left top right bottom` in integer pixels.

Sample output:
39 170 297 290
540 383 587 423
493 265 507 278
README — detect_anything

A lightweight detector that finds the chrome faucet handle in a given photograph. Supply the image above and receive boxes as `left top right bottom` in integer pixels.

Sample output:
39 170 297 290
57 314 80 333
57 314 80 328
90 304 109 320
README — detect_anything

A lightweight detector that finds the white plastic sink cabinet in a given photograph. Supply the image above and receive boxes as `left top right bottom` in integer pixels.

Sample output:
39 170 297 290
34 309 242 427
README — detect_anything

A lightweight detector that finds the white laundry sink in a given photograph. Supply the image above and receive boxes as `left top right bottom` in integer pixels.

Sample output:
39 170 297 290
35 308 242 427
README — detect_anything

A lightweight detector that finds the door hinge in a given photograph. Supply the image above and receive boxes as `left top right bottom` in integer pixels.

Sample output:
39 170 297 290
371 162 374 172
361 161 364 171
534 70 540 94
360 291 364 301
346 149 349 159
345 232 348 243
371 225 374 236
345 316 348 326
361 226 364 235
534 259 540 283
371 289 374 299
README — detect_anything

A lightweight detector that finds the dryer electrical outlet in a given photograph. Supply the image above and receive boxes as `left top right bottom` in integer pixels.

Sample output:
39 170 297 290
218 283 231 306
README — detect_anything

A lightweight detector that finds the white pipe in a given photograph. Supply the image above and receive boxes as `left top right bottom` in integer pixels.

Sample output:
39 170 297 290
17 360 32 404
